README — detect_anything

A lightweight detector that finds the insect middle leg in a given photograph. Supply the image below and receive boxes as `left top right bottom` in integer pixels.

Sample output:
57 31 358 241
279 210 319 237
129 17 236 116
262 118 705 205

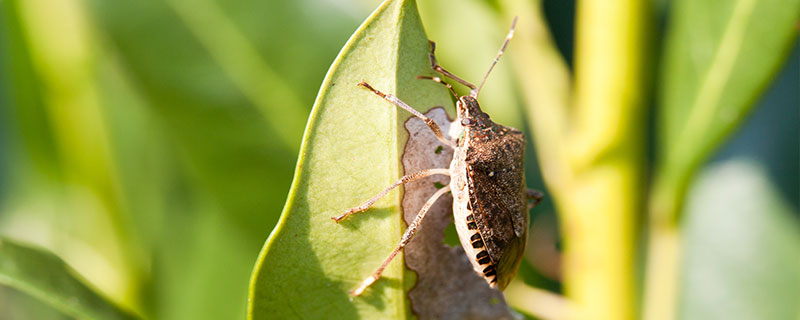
350 186 451 296
332 168 450 222
358 81 456 149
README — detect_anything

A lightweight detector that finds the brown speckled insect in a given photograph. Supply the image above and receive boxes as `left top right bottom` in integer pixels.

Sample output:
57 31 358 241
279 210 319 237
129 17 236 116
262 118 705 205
332 17 542 296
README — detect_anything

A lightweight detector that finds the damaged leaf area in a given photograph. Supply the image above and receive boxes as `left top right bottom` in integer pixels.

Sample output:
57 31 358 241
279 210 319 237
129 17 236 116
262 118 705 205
403 108 515 319
247 0 513 319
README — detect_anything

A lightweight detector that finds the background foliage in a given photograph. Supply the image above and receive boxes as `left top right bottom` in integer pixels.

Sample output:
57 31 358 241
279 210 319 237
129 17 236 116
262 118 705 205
0 0 797 319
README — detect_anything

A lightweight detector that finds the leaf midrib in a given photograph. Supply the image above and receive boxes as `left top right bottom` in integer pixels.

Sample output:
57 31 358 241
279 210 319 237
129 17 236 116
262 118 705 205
670 0 757 165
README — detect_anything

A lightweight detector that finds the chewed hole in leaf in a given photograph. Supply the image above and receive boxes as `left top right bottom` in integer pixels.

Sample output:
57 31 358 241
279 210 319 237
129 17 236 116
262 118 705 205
442 222 460 247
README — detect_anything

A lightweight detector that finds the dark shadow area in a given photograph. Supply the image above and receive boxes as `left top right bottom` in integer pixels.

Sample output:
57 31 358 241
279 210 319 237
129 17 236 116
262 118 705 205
542 0 576 69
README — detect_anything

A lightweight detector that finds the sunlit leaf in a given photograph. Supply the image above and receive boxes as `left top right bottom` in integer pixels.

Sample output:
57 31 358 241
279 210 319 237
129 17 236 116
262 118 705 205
247 0 454 318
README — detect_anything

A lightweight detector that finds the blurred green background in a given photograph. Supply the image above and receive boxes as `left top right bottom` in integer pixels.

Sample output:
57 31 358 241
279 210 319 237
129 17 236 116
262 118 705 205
0 0 796 319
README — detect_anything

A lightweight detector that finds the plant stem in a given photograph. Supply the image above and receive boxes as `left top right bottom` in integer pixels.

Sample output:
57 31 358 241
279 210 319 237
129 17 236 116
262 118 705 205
567 1 649 318
642 173 685 320
503 0 649 318
642 223 681 320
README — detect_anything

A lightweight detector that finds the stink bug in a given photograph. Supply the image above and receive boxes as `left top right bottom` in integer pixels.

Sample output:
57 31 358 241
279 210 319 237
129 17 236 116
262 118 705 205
332 17 543 296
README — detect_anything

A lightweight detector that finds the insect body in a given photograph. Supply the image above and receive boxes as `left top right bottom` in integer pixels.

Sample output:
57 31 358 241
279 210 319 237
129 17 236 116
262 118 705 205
332 18 542 296
449 94 530 289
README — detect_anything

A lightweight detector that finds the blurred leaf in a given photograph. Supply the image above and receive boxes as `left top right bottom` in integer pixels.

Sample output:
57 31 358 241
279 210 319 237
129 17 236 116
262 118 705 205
679 160 800 320
678 50 800 319
646 1 798 316
163 0 307 151
0 0 60 181
653 0 800 221
2 0 147 309
248 0 453 318
0 237 139 320
83 0 296 242
0 287 70 320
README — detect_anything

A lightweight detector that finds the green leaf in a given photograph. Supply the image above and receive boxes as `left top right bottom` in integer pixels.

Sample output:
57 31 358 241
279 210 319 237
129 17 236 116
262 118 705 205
84 0 303 244
247 0 452 318
0 237 139 320
653 0 800 221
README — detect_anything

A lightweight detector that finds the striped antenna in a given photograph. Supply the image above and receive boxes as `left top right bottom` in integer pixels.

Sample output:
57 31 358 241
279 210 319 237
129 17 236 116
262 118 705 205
474 17 518 98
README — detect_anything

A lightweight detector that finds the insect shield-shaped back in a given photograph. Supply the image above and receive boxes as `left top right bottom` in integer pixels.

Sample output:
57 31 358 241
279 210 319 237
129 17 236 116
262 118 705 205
451 96 528 290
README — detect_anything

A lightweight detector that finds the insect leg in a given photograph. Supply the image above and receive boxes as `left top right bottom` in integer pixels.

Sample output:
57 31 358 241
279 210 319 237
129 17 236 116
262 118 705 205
416 75 458 99
350 186 451 296
427 41 477 93
526 189 544 209
358 81 456 148
332 168 450 222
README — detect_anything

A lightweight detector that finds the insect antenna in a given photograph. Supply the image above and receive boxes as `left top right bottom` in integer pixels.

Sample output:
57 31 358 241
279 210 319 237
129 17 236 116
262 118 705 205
474 16 518 98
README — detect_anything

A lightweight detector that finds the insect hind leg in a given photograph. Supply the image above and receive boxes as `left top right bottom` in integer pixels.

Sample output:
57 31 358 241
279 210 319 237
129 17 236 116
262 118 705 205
350 186 451 296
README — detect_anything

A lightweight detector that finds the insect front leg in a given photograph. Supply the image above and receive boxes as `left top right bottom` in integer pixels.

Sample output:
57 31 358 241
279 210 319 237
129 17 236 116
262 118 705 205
526 189 544 209
426 41 477 91
358 81 456 149
416 75 458 99
350 186 451 296
332 168 450 222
